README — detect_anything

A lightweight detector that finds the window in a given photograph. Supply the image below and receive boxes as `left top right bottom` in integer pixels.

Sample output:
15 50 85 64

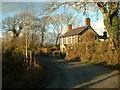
63 38 66 44
68 37 71 44
72 36 75 43
95 36 97 40
71 36 72 43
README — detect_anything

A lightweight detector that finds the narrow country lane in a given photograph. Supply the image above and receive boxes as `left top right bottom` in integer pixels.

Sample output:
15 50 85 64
38 57 119 88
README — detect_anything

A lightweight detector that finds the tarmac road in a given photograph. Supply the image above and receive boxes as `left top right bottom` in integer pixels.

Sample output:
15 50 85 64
38 57 119 88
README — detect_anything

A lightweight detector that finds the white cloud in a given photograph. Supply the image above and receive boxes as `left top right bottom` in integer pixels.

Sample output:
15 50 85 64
91 18 106 36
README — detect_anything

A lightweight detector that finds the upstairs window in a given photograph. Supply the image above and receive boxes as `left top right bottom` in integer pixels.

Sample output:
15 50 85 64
72 36 75 43
68 37 71 44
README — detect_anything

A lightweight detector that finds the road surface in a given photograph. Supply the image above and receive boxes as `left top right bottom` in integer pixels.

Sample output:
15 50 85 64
38 57 119 88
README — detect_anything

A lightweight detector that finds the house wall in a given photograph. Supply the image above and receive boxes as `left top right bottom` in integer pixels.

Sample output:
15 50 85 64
75 35 78 43
78 35 81 43
60 37 67 53
60 28 98 53
60 35 79 53
80 28 97 42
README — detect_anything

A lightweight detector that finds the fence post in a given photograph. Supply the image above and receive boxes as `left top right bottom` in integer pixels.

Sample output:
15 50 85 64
34 56 36 66
30 51 32 66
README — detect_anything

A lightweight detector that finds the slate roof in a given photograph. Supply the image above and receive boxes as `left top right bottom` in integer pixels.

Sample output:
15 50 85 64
61 25 98 38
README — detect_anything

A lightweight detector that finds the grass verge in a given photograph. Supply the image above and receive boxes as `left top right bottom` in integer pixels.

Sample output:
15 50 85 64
80 61 120 70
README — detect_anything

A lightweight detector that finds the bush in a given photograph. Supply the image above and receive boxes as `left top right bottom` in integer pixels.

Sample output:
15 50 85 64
65 41 120 66
2 45 25 88
22 66 47 88
2 45 48 88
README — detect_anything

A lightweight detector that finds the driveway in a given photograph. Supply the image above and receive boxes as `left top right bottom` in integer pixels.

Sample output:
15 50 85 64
38 57 119 88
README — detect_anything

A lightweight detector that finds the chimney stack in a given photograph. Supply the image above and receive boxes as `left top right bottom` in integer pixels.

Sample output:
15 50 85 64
68 24 72 31
85 17 90 26
103 31 107 37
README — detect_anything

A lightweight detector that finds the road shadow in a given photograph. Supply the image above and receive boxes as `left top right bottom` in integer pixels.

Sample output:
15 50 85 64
74 73 119 88
37 57 119 88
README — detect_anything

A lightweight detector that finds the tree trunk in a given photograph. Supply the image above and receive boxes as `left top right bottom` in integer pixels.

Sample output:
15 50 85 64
40 30 45 47
104 12 119 40
55 36 59 47
97 2 119 50
104 13 119 49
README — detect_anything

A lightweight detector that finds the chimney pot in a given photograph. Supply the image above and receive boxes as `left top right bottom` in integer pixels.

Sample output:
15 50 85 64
68 24 72 31
85 17 90 26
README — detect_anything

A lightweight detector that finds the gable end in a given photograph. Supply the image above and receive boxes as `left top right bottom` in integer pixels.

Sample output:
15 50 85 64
78 25 99 36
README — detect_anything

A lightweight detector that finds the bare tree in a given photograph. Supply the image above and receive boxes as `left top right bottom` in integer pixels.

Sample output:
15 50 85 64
2 16 24 45
33 16 50 47
49 12 82 46
46 1 119 49
49 15 64 46
2 8 37 45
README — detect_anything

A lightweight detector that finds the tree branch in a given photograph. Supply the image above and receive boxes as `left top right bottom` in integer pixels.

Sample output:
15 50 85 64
97 2 108 14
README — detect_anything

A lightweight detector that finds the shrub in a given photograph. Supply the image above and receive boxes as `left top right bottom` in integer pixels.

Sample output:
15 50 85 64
2 45 48 88
2 45 25 88
65 41 120 66
22 66 47 88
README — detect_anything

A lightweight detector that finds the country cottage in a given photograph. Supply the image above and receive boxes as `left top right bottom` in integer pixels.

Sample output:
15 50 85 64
60 17 108 54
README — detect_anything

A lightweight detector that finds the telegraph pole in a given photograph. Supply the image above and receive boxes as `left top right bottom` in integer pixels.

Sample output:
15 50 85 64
25 19 30 66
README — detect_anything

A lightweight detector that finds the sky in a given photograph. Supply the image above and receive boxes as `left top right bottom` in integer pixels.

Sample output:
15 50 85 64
1 0 118 2
0 2 106 40
1 2 46 21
